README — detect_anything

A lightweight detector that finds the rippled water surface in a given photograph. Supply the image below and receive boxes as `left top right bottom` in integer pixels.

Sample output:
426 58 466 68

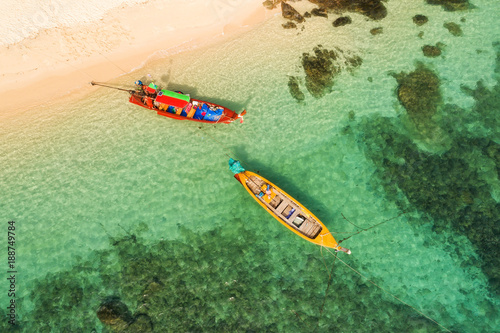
1 1 499 331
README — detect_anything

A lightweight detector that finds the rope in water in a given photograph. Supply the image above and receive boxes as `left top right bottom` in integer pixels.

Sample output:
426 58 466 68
311 247 338 333
337 211 407 245
322 246 452 333
97 51 129 75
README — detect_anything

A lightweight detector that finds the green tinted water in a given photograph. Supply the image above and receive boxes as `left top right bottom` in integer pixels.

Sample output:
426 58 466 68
1 0 499 331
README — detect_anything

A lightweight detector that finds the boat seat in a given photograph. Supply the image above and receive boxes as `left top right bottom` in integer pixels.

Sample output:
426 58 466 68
275 199 291 214
292 215 305 227
269 195 282 209
246 178 261 195
247 176 265 195
299 221 315 236
281 205 297 219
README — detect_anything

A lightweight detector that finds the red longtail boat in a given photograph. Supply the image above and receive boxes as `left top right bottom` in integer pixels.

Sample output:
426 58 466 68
91 81 246 124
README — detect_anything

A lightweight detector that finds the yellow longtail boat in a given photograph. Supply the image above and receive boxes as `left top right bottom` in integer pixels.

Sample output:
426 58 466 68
229 159 351 254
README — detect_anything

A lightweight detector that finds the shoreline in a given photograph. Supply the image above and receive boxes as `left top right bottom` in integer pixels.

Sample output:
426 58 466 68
0 1 278 114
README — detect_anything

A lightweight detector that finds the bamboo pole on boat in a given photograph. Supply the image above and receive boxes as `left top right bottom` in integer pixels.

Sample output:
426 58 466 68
90 81 137 94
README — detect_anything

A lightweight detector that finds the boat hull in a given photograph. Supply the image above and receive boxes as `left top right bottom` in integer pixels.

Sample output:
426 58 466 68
235 171 347 250
129 94 242 124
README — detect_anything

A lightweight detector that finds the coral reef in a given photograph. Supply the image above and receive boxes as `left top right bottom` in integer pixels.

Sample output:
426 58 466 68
426 0 473 11
413 15 429 26
352 115 500 295
392 64 441 122
444 22 463 36
300 45 362 98
309 0 387 20
262 0 283 10
350 48 500 294
8 223 447 332
281 2 305 23
311 7 328 17
97 297 133 331
301 46 341 98
393 66 438 120
422 44 442 57
332 16 352 27
282 21 297 29
288 76 306 101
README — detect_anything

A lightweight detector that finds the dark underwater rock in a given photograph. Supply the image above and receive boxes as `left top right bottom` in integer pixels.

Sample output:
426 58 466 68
304 11 312 18
262 0 275 9
422 44 442 57
311 7 328 17
142 278 164 301
125 314 153 333
460 79 500 151
332 16 352 27
262 0 282 9
309 0 387 20
352 113 500 295
413 14 429 26
282 21 297 29
97 297 133 330
21 221 452 332
300 45 362 98
301 46 340 98
352 0 387 20
288 76 305 101
281 2 305 23
352 48 500 294
444 22 463 36
370 27 383 35
426 0 472 11
393 64 441 120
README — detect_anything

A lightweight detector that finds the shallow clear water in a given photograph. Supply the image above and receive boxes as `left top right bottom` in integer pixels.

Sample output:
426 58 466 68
1 0 499 332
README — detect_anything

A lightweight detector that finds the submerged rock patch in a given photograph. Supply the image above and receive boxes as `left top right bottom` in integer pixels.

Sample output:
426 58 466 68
351 115 500 295
422 44 442 57
309 0 387 20
370 27 383 35
392 64 442 121
97 297 133 331
288 76 306 102
301 46 340 98
352 47 500 294
282 2 305 23
299 45 362 98
426 0 473 11
332 16 352 27
311 7 328 18
413 14 429 26
282 21 298 29
444 22 463 36
10 224 448 331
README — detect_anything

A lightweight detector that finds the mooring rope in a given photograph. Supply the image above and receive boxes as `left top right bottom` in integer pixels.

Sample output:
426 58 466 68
97 51 129 75
323 247 452 333
311 247 338 333
338 211 407 245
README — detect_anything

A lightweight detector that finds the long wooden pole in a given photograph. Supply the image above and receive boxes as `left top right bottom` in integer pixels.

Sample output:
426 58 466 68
90 81 137 94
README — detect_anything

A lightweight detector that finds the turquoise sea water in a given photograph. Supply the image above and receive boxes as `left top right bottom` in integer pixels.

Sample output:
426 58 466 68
1 1 499 332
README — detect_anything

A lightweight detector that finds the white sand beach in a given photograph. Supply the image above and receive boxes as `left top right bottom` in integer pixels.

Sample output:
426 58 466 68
0 0 278 113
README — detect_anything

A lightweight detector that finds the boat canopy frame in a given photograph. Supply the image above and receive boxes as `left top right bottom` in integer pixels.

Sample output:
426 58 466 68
155 89 190 108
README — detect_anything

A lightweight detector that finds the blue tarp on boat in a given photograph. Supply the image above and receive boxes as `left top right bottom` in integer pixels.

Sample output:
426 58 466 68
203 108 223 121
193 104 208 120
